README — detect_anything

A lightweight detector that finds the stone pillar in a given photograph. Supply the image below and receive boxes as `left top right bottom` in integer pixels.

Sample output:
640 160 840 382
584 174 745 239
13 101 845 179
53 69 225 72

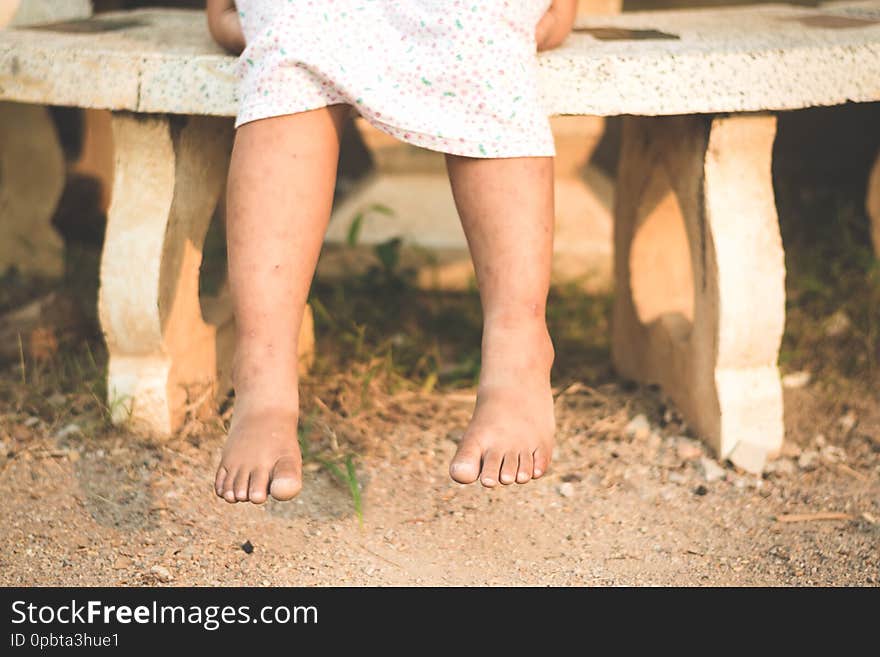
867 149 880 256
578 0 622 15
0 0 92 277
612 113 786 472
3 0 91 26
0 101 65 277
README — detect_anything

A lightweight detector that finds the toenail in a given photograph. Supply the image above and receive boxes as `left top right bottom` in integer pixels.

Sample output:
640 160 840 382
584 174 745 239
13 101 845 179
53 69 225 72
534 468 543 477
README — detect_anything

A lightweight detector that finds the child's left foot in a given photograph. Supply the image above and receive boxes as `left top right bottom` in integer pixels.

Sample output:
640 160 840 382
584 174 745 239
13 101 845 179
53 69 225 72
449 320 556 487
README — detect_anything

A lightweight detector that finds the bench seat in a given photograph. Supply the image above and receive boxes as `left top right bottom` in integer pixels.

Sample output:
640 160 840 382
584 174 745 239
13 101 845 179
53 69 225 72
1 3 879 116
1 0 879 471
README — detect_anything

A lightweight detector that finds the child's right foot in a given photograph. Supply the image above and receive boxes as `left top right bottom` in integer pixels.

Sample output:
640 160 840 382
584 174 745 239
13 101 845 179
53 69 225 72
214 405 302 504
449 320 556 487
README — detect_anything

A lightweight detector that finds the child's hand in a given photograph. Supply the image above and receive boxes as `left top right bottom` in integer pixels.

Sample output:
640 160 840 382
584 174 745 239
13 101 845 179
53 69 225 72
207 0 245 54
536 0 577 52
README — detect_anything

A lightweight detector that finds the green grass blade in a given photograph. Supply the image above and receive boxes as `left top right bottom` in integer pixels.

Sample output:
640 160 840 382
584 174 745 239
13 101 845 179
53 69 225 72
346 212 364 247
345 455 363 525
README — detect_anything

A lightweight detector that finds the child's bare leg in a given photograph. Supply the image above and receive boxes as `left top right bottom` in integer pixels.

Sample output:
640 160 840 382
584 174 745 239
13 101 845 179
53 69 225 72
446 156 556 487
215 105 349 504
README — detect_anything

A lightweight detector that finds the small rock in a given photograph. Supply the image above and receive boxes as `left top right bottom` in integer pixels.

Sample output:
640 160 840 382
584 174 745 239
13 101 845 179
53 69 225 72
798 449 820 471
693 485 708 496
54 423 82 440
729 441 768 474
11 425 31 441
781 370 811 389
24 416 40 428
821 444 847 464
113 556 132 570
676 440 703 461
838 411 857 435
699 457 726 483
557 482 575 498
667 471 687 485
66 450 80 463
764 458 796 477
813 433 827 448
149 565 172 582
824 310 851 337
624 414 651 440
47 393 67 407
241 540 254 554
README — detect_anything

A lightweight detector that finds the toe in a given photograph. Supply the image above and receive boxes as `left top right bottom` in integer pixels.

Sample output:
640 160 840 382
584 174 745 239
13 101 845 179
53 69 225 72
449 440 482 484
269 456 302 501
233 469 250 502
533 446 551 479
248 468 270 504
223 468 239 503
215 466 228 497
479 450 504 488
516 451 533 483
499 451 519 485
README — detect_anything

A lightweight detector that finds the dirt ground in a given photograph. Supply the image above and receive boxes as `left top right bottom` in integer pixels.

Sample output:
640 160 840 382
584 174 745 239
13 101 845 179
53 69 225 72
0 373 878 586
2 102 880 587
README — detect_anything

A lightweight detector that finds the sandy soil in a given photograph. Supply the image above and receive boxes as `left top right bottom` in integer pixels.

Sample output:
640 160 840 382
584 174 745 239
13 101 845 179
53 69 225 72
1 374 877 587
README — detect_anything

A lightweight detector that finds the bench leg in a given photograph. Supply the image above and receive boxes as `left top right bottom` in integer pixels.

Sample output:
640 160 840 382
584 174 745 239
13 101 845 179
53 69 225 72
98 113 315 436
613 114 786 471
867 148 880 257
0 102 65 277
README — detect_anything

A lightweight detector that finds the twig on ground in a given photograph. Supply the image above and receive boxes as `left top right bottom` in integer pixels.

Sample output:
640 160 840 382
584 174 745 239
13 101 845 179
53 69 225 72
359 544 402 569
775 512 853 523
836 463 869 481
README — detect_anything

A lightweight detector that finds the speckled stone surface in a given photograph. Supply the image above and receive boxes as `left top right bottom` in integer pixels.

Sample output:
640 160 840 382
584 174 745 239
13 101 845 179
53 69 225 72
0 1 878 117
544 0 880 115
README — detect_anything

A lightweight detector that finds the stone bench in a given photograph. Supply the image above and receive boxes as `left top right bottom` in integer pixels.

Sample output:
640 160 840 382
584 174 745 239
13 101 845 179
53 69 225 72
2 0 879 471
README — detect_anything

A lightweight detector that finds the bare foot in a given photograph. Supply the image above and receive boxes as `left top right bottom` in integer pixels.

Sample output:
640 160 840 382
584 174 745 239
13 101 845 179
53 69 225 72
215 404 302 504
449 321 556 487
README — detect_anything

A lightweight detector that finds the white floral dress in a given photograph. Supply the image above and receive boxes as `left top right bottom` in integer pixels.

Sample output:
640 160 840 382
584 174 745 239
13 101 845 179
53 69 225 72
234 1 555 158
